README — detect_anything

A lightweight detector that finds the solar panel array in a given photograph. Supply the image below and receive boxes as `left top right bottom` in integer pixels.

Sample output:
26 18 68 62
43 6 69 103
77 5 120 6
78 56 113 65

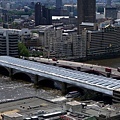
0 56 120 95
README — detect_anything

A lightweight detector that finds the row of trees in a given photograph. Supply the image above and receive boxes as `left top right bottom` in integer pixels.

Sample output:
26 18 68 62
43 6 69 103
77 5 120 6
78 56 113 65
18 42 43 57
18 42 29 57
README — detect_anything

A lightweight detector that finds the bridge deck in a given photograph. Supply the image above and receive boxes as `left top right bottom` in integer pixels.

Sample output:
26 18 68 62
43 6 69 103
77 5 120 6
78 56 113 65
0 56 120 95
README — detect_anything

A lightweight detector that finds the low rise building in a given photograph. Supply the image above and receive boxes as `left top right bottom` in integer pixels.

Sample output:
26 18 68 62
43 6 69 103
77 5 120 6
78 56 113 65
0 96 65 120
64 100 120 120
2 112 23 120
1 96 120 120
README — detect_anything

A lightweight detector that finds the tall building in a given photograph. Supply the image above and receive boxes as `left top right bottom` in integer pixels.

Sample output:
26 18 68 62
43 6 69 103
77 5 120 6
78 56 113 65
0 29 20 57
35 2 42 26
77 0 96 34
2 10 8 23
35 2 52 26
42 6 52 25
56 0 62 9
106 0 111 6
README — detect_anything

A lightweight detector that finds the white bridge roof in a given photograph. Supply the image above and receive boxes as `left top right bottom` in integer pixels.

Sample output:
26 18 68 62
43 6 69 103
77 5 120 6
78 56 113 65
0 56 120 95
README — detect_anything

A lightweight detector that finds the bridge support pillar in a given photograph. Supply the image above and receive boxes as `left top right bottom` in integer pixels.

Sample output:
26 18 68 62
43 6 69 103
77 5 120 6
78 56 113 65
112 89 120 104
77 67 81 71
34 74 38 85
9 68 13 80
106 72 111 77
61 82 67 94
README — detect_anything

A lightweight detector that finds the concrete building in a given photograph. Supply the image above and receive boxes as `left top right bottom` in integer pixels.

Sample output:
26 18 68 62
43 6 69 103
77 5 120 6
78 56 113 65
35 2 52 26
106 0 112 6
81 24 120 57
42 6 52 25
61 32 73 57
0 29 20 57
1 96 120 120
37 25 81 58
72 34 86 58
56 0 62 9
79 22 98 34
19 28 43 50
35 2 42 26
77 0 96 34
104 7 117 20
64 100 120 120
117 11 120 19
25 23 120 59
0 96 66 120
52 16 77 26
2 113 23 120
40 26 66 58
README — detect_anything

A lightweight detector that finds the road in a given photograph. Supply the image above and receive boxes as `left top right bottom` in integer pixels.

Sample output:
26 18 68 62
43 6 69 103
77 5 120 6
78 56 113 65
28 57 120 78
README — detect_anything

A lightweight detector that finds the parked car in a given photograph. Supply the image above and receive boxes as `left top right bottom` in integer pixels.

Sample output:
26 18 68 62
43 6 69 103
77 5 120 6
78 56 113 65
52 57 57 61
65 91 81 98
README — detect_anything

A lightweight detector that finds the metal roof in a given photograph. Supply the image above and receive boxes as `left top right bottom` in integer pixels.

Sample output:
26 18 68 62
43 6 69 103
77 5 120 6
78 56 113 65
0 56 120 95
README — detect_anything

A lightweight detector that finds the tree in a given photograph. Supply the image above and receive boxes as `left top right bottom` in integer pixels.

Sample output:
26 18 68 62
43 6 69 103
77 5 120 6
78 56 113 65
18 42 29 57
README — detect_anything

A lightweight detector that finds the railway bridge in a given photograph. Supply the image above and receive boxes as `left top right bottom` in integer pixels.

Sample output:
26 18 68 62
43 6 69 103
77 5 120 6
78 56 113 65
0 56 120 103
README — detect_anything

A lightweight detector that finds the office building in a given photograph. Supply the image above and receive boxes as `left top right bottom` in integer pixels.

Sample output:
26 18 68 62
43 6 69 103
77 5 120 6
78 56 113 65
56 0 62 9
0 29 20 57
79 22 98 34
35 2 52 26
77 0 96 34
53 0 62 16
81 24 120 57
42 6 52 25
106 0 111 6
72 34 86 58
2 10 8 23
104 7 117 19
35 2 42 26
38 25 79 58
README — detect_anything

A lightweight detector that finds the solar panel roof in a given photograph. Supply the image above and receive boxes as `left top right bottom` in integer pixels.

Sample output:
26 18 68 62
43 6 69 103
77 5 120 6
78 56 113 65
0 56 119 95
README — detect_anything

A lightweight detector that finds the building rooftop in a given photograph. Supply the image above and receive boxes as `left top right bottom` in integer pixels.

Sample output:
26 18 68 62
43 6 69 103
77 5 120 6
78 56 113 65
81 101 120 118
66 101 82 106
81 22 94 26
3 112 22 118
0 96 64 119
1 96 120 120
31 25 53 32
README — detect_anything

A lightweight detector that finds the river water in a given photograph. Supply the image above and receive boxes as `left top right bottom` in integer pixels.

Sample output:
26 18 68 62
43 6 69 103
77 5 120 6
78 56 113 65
86 57 120 68
0 76 62 102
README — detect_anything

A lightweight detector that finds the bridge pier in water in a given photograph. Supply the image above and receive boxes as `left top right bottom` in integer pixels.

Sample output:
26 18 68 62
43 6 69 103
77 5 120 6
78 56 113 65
113 89 120 104
9 68 13 80
61 82 67 94
34 74 39 85
106 72 111 77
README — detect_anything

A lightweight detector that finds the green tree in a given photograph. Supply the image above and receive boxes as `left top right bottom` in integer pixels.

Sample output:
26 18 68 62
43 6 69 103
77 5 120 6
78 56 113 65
18 42 29 57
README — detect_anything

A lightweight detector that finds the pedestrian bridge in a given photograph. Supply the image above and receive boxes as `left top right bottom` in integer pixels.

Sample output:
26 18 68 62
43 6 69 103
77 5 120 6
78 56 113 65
0 56 120 96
